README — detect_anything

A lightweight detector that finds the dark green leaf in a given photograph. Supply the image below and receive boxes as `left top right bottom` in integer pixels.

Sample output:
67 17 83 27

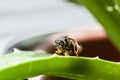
73 0 120 51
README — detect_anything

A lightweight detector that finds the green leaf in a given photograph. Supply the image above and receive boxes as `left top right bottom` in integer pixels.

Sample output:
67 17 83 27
1 50 120 80
72 0 120 51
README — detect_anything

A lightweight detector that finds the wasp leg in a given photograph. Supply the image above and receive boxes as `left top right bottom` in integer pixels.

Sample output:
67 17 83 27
55 49 62 55
64 51 70 56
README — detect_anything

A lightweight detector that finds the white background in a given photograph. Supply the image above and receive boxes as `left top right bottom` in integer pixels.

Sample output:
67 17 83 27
0 0 98 37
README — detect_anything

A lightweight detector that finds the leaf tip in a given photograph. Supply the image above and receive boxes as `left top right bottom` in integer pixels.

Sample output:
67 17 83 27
13 48 21 53
51 53 58 57
93 56 100 59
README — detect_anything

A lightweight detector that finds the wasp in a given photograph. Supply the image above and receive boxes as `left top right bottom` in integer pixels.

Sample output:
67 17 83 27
54 36 83 56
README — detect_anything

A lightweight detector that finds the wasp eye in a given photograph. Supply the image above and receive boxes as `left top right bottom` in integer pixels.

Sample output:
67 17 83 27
55 40 64 46
59 41 64 46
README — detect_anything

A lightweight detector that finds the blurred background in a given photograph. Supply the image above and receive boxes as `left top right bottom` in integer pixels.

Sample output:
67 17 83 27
0 0 98 37
0 0 101 55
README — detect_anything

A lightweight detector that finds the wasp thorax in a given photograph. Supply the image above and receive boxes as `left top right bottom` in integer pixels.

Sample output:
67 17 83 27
54 36 83 56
